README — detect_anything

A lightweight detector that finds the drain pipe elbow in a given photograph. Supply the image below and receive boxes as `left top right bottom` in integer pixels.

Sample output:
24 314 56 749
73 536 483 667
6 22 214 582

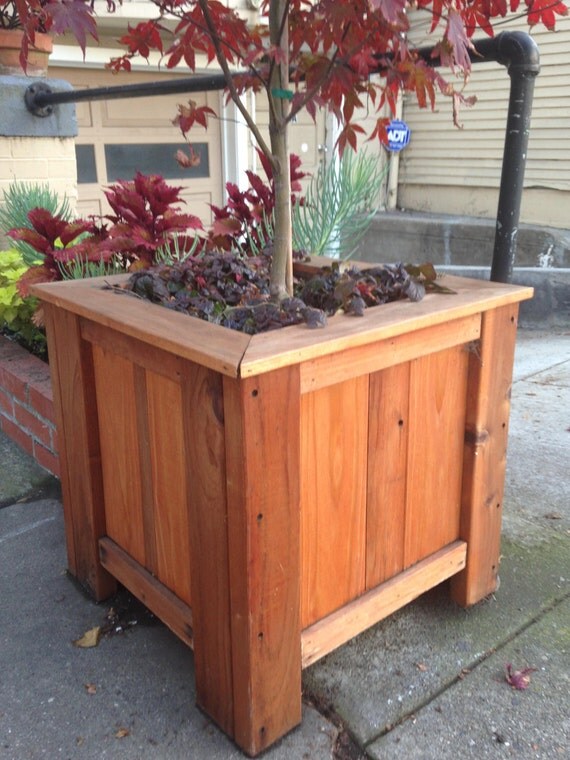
493 30 540 76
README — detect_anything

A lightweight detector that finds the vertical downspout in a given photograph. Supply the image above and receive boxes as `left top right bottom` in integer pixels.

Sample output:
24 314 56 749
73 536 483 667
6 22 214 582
480 32 541 282
416 31 540 283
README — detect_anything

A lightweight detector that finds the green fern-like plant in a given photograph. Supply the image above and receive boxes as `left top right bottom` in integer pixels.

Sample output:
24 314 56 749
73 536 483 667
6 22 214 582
0 182 73 267
293 150 387 260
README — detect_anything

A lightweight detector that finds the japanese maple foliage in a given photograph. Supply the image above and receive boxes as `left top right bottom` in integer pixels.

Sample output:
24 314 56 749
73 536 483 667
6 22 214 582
10 0 568 299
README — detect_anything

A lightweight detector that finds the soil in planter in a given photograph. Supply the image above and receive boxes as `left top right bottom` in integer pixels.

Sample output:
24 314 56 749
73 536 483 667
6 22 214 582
109 253 450 335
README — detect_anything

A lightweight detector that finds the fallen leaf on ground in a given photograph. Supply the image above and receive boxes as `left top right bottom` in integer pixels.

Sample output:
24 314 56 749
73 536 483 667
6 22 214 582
115 727 130 739
415 662 428 671
505 663 537 690
73 626 101 648
84 683 97 695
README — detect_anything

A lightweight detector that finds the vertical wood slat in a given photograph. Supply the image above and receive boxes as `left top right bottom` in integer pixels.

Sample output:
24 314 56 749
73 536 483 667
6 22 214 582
223 367 302 756
146 371 191 605
404 346 469 567
366 363 411 588
301 376 368 627
91 345 146 566
42 305 116 600
133 365 158 576
180 363 234 737
451 304 521 606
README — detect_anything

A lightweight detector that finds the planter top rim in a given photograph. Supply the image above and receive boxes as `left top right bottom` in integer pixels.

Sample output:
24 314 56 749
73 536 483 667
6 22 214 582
32 270 533 378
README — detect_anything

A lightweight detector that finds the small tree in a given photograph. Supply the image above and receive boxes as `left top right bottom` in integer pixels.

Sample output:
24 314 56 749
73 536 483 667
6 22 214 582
11 0 568 300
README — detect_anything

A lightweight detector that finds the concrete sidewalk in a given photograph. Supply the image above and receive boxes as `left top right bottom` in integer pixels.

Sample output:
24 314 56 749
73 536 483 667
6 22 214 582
1 329 569 759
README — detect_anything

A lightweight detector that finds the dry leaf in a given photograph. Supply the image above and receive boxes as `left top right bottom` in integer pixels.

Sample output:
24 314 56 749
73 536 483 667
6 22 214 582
84 683 97 695
505 663 537 690
115 727 130 739
73 626 101 648
415 662 428 672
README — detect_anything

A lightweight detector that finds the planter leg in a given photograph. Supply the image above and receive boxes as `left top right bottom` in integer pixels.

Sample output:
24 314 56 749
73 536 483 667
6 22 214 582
43 305 116 601
222 367 302 756
451 304 520 607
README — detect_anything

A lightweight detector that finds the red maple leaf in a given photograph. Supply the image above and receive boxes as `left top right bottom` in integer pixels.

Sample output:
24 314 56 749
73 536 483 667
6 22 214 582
46 0 98 55
527 0 568 30
172 101 216 135
445 8 476 71
369 0 408 25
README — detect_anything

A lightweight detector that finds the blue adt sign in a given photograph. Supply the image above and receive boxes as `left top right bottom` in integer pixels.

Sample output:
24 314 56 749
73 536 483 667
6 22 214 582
386 120 410 152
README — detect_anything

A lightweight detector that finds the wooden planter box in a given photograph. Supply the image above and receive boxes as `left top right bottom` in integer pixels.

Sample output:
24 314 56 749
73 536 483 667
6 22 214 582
33 272 532 756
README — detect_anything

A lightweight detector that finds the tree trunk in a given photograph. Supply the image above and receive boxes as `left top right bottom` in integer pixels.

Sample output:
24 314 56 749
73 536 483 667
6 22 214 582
268 0 293 301
269 126 293 301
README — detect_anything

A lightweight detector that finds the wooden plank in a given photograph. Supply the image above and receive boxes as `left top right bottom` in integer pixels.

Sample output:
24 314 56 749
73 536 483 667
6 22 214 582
42 304 116 601
91 345 146 566
133 365 158 577
451 304 521 606
33 277 250 378
300 314 480 392
33 276 531 381
180 361 233 735
366 363 410 588
404 346 469 567
82 319 183 384
300 376 368 628
240 276 532 378
99 537 193 649
146 371 192 605
223 367 302 756
302 541 467 668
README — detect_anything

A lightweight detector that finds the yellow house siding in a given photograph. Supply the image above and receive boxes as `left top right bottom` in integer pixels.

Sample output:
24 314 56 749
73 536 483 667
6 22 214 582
398 15 570 226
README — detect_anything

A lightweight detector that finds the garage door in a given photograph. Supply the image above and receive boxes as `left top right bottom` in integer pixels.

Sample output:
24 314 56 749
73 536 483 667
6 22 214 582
57 67 224 224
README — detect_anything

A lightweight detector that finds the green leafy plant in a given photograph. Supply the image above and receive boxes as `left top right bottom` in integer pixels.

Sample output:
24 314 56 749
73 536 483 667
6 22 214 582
0 181 73 266
0 249 46 356
293 151 387 259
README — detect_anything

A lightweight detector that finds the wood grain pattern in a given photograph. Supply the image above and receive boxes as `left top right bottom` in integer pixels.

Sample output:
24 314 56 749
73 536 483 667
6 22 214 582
239 276 532 377
82 319 182 383
146 371 191 605
32 275 532 381
99 537 193 649
223 367 302 756
42 304 116 600
180 361 233 735
302 541 467 668
91 344 146 566
33 277 250 377
366 362 411 588
451 305 520 606
300 314 480 392
300 376 368 627
404 346 469 567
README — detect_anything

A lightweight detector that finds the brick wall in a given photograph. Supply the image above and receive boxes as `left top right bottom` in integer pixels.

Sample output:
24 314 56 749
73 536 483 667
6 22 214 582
0 335 58 476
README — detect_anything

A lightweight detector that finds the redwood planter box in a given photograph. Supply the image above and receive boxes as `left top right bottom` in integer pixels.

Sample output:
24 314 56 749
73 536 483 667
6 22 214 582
33 271 532 756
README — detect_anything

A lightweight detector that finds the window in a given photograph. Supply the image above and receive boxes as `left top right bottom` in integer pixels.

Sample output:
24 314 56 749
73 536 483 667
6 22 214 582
104 143 210 182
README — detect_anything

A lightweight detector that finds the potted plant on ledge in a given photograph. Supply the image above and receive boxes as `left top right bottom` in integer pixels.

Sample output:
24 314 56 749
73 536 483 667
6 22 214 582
0 0 98 75
19 0 564 756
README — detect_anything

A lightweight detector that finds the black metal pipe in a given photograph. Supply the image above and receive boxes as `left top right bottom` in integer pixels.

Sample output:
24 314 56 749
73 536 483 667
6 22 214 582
24 71 233 117
24 31 539 283
414 31 540 283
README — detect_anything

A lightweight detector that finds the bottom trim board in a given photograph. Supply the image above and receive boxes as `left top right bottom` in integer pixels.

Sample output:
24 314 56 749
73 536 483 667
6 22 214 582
301 540 467 668
99 537 194 649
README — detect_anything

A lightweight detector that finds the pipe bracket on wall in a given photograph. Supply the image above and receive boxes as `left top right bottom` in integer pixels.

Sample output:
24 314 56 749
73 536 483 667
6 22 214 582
24 82 54 117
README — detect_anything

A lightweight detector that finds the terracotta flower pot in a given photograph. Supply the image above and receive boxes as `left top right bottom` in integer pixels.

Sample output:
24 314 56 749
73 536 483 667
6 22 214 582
0 29 52 76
